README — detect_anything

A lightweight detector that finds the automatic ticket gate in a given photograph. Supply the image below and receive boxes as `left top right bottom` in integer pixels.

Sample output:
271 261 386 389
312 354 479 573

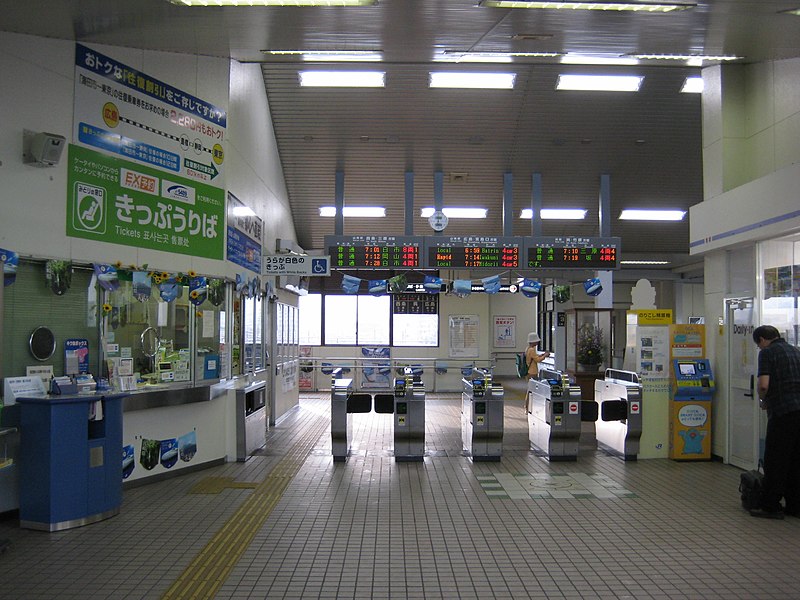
393 370 425 462
331 377 354 462
461 369 504 461
526 372 594 461
595 369 643 461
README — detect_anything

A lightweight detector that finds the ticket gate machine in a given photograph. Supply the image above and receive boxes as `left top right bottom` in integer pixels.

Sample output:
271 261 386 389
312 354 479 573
331 377 354 462
526 372 587 461
394 369 425 461
461 369 504 461
595 369 642 461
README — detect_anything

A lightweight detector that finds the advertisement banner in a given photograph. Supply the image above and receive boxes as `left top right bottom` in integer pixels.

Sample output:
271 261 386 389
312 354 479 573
67 144 225 259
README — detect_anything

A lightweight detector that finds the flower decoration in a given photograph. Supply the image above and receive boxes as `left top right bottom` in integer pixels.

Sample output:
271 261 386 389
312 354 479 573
187 270 197 278
208 278 225 306
46 259 72 295
577 325 605 366
102 303 112 314
554 284 571 303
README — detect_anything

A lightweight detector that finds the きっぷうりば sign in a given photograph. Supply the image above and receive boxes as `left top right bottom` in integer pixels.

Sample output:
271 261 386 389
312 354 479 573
67 144 225 259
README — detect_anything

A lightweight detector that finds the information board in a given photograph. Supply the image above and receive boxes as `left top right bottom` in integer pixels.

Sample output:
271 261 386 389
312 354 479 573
393 293 438 315
425 236 521 269
325 235 423 268
524 237 620 270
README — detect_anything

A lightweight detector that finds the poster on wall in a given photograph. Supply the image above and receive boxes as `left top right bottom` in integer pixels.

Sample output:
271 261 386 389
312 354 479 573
73 43 227 184
493 315 516 348
449 315 479 358
299 346 313 391
636 326 670 376
226 192 262 273
361 347 391 389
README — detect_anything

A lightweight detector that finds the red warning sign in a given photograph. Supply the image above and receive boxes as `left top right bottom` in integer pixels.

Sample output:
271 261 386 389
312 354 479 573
569 402 579 414
631 401 640 414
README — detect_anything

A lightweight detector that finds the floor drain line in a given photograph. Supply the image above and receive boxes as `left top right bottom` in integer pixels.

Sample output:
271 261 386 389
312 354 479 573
162 414 329 600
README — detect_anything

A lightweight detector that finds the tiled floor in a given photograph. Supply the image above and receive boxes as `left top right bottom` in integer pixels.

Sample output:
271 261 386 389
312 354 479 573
2 383 800 599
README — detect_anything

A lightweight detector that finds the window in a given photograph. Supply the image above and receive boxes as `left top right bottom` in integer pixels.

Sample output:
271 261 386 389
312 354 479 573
324 294 390 345
393 313 438 346
299 293 322 345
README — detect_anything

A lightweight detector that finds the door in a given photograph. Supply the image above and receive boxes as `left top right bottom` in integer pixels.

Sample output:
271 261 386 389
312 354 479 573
726 297 759 469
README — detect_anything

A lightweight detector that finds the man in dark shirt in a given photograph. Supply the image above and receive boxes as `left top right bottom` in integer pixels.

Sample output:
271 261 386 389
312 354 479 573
750 325 800 519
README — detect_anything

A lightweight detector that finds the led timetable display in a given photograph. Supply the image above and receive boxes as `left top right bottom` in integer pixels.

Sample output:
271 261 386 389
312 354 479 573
325 235 423 268
426 236 521 269
524 237 621 269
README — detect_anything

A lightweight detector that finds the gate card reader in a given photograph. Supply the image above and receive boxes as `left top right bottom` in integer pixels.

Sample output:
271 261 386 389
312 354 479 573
394 372 425 462
672 359 715 399
461 369 504 462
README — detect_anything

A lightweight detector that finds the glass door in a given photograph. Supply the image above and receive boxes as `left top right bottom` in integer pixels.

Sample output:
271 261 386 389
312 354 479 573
726 297 758 469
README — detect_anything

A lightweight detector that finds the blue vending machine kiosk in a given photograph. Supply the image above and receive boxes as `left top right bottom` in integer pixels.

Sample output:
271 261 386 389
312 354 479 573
670 359 715 460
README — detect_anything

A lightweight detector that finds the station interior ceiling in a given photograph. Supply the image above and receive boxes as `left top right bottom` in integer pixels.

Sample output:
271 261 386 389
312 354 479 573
5 0 800 282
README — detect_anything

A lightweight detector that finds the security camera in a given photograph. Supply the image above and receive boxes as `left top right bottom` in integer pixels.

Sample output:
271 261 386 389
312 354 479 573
24 131 66 167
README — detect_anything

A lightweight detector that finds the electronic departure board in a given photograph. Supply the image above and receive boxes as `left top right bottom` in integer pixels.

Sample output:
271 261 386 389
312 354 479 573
524 237 620 270
325 235 423 268
425 236 521 269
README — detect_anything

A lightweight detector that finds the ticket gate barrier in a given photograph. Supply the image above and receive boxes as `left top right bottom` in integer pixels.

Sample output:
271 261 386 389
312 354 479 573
330 378 373 462
393 370 425 462
526 378 584 461
461 369 504 462
594 369 642 461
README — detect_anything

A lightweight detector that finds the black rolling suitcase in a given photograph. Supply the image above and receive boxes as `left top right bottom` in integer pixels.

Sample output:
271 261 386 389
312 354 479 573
739 461 764 510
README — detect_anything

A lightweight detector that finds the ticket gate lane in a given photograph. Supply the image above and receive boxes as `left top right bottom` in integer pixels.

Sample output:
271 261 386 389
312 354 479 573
330 378 353 462
594 371 643 461
526 377 585 461
461 372 504 462
394 374 425 462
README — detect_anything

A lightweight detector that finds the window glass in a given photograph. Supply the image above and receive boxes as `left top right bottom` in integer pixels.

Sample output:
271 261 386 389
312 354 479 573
299 294 322 345
324 295 357 344
393 313 438 346
194 296 223 381
356 295 390 345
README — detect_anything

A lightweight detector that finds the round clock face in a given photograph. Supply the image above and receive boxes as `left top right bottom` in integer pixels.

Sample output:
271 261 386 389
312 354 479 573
428 210 448 232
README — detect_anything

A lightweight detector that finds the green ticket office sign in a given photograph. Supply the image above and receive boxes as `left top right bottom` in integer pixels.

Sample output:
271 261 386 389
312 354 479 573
67 144 225 259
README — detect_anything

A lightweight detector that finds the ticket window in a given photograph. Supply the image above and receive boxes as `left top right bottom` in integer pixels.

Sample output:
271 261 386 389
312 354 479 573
104 280 192 383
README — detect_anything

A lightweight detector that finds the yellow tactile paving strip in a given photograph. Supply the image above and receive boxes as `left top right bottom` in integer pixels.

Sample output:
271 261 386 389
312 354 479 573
162 414 329 600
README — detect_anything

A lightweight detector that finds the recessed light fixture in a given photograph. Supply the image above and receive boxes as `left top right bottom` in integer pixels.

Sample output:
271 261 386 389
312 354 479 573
439 51 560 63
319 206 386 217
520 208 587 219
170 0 376 5
420 207 488 219
680 76 703 93
557 74 643 91
429 72 516 89
299 71 385 87
619 209 686 221
620 260 671 265
479 0 695 12
561 54 639 66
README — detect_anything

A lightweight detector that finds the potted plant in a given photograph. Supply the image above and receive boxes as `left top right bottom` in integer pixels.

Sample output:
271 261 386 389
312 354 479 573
577 324 605 371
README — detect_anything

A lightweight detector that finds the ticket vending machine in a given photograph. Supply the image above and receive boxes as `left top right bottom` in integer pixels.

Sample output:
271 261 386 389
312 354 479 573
670 358 715 460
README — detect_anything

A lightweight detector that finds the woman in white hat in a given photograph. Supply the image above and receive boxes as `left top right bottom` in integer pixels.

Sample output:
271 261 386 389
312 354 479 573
525 332 550 379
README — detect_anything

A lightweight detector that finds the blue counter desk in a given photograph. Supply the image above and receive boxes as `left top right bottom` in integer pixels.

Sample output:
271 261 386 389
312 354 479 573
16 393 126 531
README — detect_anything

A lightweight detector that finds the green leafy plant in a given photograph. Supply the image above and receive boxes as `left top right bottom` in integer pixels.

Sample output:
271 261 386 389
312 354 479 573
577 325 604 365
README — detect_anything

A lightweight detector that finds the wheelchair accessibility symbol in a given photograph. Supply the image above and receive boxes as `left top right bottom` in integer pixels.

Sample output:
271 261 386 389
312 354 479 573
311 258 329 275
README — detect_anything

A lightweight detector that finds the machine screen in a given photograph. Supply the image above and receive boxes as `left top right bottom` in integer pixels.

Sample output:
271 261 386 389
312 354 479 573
678 363 696 376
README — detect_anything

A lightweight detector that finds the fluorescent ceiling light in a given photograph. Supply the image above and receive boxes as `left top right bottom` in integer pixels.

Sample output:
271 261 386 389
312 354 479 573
231 206 257 217
429 72 516 89
299 71 385 87
619 209 686 221
319 206 386 217
779 8 800 15
631 53 742 62
520 208 587 219
681 76 703 93
479 0 695 12
620 260 671 265
437 51 560 63
170 0 376 5
420 207 488 219
561 54 639 66
265 50 382 61
557 74 643 91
